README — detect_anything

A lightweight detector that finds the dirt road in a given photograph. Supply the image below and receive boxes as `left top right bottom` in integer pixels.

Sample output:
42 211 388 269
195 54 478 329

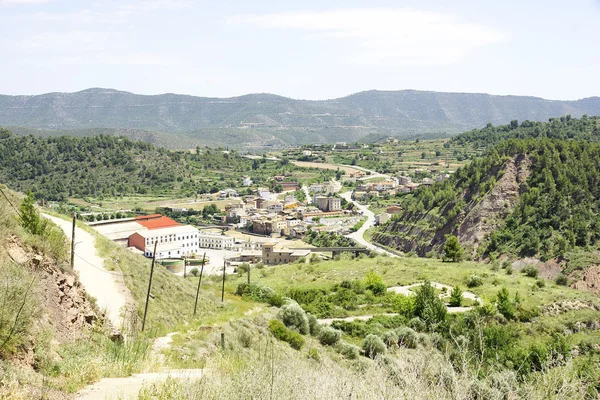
42 214 130 329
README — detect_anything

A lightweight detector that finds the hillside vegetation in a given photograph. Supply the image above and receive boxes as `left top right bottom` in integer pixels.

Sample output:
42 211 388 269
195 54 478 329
0 129 329 201
451 115 600 149
2 88 600 147
374 138 600 262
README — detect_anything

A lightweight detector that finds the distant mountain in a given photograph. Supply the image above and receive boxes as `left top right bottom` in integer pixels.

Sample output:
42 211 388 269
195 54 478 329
1 88 599 148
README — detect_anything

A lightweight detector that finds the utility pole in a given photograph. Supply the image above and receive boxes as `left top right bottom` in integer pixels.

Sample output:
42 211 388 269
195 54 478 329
247 263 251 285
183 257 187 278
142 241 158 332
193 252 206 316
70 212 76 269
221 258 226 302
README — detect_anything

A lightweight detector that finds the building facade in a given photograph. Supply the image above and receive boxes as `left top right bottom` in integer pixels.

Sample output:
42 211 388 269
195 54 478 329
129 225 201 259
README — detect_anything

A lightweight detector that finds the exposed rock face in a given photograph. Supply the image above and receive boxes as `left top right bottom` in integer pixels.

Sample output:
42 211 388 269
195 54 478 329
571 265 600 294
456 155 531 255
374 155 531 257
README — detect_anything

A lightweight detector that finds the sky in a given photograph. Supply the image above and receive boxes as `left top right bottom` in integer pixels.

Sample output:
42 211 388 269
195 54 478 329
1 0 600 100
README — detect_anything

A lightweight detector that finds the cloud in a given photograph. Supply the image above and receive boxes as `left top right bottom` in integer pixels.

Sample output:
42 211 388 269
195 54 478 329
229 8 509 67
60 53 180 66
18 31 111 51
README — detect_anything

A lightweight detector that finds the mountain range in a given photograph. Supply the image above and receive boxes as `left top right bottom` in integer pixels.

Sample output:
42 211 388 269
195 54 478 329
1 88 599 148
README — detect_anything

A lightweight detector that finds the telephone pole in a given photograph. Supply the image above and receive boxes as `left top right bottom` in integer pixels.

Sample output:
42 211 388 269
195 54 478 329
142 241 158 332
70 212 76 269
221 259 226 302
193 252 206 316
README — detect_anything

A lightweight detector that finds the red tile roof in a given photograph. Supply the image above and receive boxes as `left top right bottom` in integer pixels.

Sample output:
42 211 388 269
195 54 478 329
135 214 180 230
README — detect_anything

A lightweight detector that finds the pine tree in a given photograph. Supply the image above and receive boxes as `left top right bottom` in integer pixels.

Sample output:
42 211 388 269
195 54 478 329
19 191 45 235
449 286 463 307
443 235 464 262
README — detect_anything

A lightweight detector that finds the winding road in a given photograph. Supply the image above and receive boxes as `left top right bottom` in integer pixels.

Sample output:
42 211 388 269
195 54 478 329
42 214 130 330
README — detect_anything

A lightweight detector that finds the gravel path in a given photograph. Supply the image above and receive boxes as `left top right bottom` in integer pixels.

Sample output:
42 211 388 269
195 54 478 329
42 214 130 329
75 369 204 400
318 282 481 325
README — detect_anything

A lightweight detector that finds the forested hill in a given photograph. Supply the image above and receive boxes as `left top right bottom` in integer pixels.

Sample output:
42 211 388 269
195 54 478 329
0 129 263 201
374 138 600 260
1 88 600 148
450 115 600 149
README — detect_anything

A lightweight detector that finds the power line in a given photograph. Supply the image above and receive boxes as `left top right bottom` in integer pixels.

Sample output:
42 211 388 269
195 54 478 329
73 252 133 277
0 185 21 217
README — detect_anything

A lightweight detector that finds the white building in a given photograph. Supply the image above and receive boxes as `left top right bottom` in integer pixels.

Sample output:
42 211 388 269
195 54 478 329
243 177 253 186
197 232 235 250
128 225 200 259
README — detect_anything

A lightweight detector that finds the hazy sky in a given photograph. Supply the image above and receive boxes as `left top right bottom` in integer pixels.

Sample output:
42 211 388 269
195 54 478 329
2 0 600 100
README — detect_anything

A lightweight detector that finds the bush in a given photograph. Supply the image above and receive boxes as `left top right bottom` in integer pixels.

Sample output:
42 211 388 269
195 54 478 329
279 303 309 335
268 293 285 307
535 279 545 288
522 265 539 278
189 268 199 277
394 327 418 349
408 317 426 332
317 326 342 346
269 320 305 350
335 341 360 360
506 265 513 275
364 270 386 296
466 275 484 288
555 274 568 286
307 313 321 336
362 334 386 359
255 262 264 269
382 330 399 348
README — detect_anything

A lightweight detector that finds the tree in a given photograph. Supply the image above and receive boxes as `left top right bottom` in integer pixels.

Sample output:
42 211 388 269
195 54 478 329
443 235 464 262
496 287 515 320
19 191 46 235
414 281 447 329
449 286 463 307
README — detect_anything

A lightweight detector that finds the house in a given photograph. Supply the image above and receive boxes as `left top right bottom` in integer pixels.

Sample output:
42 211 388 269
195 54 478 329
315 196 341 212
242 177 253 186
265 201 284 214
375 213 391 225
128 225 200 259
280 182 300 191
252 217 287 235
386 205 403 215
302 150 312 156
257 189 272 200
273 175 286 182
435 174 450 182
262 243 311 265
422 178 434 185
397 175 412 185
219 188 239 199
197 232 234 250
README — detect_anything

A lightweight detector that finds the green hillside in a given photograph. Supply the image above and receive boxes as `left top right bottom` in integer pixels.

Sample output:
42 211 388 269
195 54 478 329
374 138 600 262
2 88 600 148
0 129 329 201
450 115 600 149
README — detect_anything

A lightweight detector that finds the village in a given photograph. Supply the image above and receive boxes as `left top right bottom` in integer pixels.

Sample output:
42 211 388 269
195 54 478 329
87 161 451 277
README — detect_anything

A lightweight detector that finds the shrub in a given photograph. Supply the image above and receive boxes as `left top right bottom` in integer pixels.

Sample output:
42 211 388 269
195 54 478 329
307 313 321 336
279 303 309 335
522 265 539 278
269 320 305 350
535 279 545 288
466 275 483 288
496 287 515 320
236 283 275 303
335 341 360 360
268 293 285 307
364 270 386 296
362 334 386 359
449 286 463 307
189 268 199 277
317 326 342 346
506 265 513 275
394 327 418 349
555 274 568 286
408 317 426 333
255 262 264 269
382 330 399 348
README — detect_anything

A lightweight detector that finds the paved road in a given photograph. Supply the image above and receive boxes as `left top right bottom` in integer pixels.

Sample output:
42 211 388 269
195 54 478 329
340 192 396 257
43 214 129 329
